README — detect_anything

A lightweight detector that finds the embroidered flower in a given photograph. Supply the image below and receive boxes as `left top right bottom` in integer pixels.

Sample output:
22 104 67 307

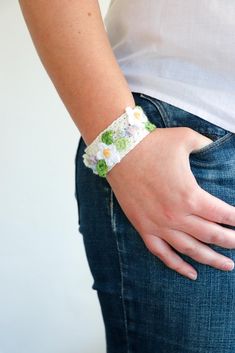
114 137 130 151
125 125 139 137
82 154 97 173
145 121 157 132
126 106 147 127
83 153 95 168
96 142 120 167
96 159 108 177
101 130 114 145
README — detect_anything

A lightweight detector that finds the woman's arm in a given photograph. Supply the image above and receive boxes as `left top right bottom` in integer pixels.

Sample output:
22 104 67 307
19 0 235 280
18 0 135 145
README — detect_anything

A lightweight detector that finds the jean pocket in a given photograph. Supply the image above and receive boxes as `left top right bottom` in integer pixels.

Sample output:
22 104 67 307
137 92 234 157
189 128 233 156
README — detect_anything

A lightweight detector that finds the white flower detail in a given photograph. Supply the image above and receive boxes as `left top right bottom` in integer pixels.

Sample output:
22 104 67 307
96 142 120 167
126 106 147 127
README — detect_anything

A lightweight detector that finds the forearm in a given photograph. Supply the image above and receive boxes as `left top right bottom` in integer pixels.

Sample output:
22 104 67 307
18 0 135 145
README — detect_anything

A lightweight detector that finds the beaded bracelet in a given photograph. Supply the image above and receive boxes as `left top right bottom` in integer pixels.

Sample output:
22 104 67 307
82 105 157 177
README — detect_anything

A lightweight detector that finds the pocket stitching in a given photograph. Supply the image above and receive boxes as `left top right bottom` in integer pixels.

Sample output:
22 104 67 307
139 93 234 157
190 131 233 156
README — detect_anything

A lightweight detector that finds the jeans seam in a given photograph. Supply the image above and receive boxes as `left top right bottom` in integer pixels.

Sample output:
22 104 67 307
110 189 130 353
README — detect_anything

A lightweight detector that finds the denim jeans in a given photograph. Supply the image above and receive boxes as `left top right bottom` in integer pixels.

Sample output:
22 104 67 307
74 91 235 353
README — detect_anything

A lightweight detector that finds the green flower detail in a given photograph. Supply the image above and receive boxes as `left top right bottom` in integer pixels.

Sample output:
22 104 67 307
114 137 130 151
101 130 114 145
96 159 108 177
145 121 157 132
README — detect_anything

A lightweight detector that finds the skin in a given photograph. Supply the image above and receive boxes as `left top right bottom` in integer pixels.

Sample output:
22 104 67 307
19 0 235 280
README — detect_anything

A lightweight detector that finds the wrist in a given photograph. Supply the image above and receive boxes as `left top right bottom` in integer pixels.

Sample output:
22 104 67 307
82 105 157 178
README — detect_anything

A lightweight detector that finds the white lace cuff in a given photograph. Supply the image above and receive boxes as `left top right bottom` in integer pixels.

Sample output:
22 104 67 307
82 105 157 177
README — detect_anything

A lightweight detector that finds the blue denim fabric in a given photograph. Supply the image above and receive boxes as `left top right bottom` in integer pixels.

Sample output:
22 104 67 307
74 91 235 353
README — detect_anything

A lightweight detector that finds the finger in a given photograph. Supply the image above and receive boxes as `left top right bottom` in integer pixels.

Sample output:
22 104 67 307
177 213 235 248
143 233 198 280
194 186 235 227
163 228 235 271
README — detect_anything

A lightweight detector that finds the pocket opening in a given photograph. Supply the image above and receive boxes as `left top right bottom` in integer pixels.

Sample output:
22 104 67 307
190 131 233 156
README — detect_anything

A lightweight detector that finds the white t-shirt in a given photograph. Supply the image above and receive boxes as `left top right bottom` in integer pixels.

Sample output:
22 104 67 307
104 0 235 133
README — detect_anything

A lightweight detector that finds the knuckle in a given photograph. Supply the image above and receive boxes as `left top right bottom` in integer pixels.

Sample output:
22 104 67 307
162 206 177 223
145 240 160 256
181 244 198 257
162 257 174 269
147 241 169 261
209 232 222 244
150 245 164 259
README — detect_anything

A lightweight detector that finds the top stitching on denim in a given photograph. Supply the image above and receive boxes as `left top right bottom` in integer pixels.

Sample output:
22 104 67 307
110 189 131 353
190 131 233 158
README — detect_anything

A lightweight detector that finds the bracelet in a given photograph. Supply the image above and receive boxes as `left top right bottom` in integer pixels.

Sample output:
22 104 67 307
82 105 157 177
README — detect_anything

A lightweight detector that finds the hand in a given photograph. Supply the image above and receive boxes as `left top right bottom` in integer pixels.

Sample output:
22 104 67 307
106 127 235 280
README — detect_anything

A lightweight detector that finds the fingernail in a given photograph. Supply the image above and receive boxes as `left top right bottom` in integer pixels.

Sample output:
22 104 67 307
222 261 234 271
188 272 197 280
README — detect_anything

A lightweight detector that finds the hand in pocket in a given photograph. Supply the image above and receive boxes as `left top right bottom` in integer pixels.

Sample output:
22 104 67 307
106 127 235 281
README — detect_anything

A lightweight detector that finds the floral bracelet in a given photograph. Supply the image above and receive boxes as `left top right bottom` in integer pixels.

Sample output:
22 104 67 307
82 105 157 177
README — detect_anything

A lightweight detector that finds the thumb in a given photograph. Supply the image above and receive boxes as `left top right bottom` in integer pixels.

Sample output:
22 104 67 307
188 130 214 154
